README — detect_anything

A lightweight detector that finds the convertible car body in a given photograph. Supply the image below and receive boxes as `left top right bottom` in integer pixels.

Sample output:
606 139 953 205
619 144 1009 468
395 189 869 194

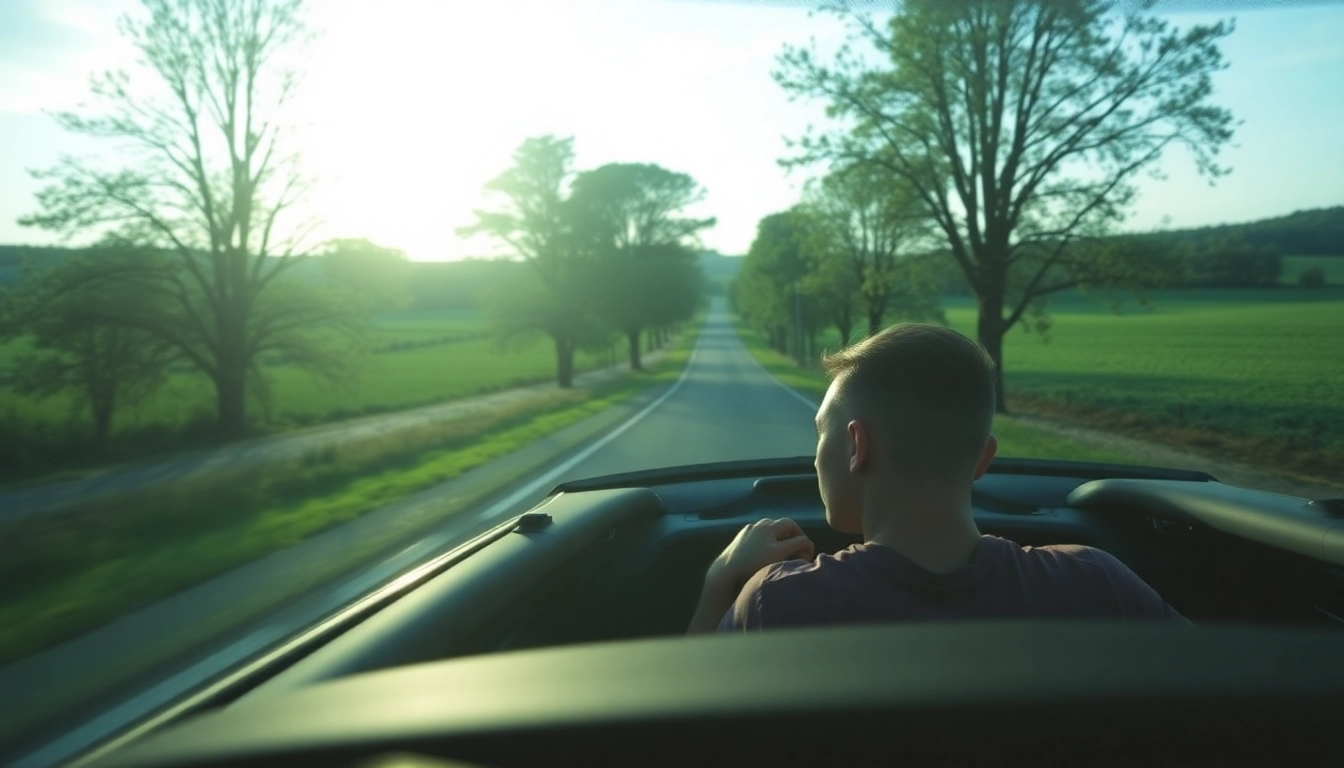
66 458 1344 766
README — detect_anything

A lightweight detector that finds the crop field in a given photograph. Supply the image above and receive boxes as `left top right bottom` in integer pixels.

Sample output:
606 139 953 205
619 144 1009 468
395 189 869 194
806 286 1344 475
0 308 626 451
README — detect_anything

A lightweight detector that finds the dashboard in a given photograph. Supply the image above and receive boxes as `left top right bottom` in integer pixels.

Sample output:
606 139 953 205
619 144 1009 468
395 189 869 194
72 457 1344 768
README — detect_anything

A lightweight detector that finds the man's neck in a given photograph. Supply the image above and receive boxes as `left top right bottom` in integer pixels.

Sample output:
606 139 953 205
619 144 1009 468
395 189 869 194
862 483 982 575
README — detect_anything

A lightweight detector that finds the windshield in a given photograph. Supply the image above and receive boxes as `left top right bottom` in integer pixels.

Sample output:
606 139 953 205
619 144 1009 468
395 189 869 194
0 0 1341 763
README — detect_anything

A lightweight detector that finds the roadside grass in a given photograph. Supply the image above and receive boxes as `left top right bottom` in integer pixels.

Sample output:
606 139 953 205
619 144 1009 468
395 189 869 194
0 326 698 665
0 314 629 483
734 320 1160 467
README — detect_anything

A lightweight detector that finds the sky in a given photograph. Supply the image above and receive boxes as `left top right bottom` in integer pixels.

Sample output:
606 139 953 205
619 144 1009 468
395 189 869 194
0 0 1341 261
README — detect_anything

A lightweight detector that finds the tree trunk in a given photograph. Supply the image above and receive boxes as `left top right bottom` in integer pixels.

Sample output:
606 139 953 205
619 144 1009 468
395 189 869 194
836 311 853 348
554 335 575 388
91 389 114 444
215 368 248 438
867 306 884 337
215 288 251 438
976 294 1008 414
627 329 643 371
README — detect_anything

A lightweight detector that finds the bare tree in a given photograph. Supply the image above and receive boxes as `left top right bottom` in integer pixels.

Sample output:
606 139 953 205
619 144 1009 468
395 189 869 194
20 0 359 437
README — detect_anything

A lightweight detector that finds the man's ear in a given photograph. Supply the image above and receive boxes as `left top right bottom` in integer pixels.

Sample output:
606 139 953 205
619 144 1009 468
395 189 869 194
972 435 998 480
847 419 869 474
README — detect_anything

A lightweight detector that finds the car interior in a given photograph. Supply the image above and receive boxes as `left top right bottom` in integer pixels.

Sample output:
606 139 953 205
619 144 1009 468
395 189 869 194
237 456 1344 693
79 457 1344 767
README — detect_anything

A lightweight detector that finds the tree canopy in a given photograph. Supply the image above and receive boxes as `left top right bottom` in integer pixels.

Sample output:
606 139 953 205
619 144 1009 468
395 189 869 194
19 0 364 436
460 140 708 383
776 0 1235 409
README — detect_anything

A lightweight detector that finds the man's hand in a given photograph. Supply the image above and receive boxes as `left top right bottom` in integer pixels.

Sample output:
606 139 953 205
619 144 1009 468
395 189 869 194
707 517 815 594
687 518 815 634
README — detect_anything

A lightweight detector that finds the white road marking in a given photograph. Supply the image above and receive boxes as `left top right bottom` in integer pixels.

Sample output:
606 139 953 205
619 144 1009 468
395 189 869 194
735 331 820 413
472 332 704 521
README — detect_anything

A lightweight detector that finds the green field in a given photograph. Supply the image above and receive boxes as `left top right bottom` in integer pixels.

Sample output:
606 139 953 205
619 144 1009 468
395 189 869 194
736 322 1149 466
0 308 631 447
803 286 1344 477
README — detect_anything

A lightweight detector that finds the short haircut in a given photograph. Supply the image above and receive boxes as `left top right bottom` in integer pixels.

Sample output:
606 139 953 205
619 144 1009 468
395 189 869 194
822 324 997 480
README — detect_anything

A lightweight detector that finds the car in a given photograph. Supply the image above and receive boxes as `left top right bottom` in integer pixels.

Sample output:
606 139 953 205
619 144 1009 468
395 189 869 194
63 456 1344 767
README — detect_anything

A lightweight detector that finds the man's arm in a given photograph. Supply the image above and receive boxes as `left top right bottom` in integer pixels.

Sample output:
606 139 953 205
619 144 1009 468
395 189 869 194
686 518 814 634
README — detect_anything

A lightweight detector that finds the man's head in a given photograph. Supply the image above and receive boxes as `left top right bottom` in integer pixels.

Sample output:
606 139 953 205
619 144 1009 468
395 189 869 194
814 323 998 534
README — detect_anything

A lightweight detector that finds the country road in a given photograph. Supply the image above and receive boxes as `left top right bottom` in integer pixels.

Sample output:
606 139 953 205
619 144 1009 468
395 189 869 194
5 305 821 767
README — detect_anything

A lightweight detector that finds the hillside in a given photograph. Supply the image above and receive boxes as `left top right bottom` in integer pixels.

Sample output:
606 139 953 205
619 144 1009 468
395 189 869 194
1143 205 1343 256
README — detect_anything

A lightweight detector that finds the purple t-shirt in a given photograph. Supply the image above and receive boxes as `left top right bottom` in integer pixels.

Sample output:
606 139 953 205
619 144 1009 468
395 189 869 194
718 535 1188 632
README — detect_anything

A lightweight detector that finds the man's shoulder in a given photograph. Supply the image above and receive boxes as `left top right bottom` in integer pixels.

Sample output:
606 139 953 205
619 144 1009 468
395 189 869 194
1017 541 1130 573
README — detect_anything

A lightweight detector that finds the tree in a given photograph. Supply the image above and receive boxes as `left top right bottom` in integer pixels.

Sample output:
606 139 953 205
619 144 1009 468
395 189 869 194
1 249 173 443
737 210 814 361
20 0 361 437
777 0 1234 410
458 136 602 387
1298 266 1327 289
1178 236 1281 287
568 163 713 369
319 238 413 311
802 164 943 336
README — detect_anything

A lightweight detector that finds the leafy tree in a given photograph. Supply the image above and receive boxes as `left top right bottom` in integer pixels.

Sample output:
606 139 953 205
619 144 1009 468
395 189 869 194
319 238 412 311
1177 236 1281 287
568 163 713 369
776 0 1234 410
802 165 943 336
20 0 361 437
458 136 604 387
1 249 173 443
1298 266 1327 289
737 210 815 361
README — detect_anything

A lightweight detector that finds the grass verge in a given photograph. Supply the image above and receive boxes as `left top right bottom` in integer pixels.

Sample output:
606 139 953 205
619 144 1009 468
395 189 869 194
0 324 699 666
732 319 1154 466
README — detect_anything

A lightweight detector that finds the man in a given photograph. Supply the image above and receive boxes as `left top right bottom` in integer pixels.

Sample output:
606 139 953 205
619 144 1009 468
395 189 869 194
688 324 1187 633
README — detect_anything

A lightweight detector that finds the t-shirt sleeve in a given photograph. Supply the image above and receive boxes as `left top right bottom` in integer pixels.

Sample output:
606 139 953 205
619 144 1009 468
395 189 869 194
1077 548 1192 624
715 562 794 633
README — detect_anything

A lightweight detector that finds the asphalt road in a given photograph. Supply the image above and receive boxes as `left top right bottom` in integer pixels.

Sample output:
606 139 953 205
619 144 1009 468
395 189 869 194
546 307 820 481
7 304 822 768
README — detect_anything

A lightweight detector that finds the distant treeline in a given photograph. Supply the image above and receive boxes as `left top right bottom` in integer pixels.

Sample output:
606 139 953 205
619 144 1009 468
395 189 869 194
0 246 737 306
1155 206 1343 257
1134 205 1343 288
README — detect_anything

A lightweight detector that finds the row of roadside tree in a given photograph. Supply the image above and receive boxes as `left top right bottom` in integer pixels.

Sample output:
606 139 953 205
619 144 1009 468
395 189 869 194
0 0 707 465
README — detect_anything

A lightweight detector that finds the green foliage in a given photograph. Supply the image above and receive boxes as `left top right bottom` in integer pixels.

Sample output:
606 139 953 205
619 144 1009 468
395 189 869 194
0 324 700 665
0 309 631 478
732 319 1148 465
0 248 176 441
17 0 359 438
1297 266 1327 289
458 136 597 387
461 141 710 380
319 238 413 311
774 0 1235 408
1154 205 1344 257
569 162 711 368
